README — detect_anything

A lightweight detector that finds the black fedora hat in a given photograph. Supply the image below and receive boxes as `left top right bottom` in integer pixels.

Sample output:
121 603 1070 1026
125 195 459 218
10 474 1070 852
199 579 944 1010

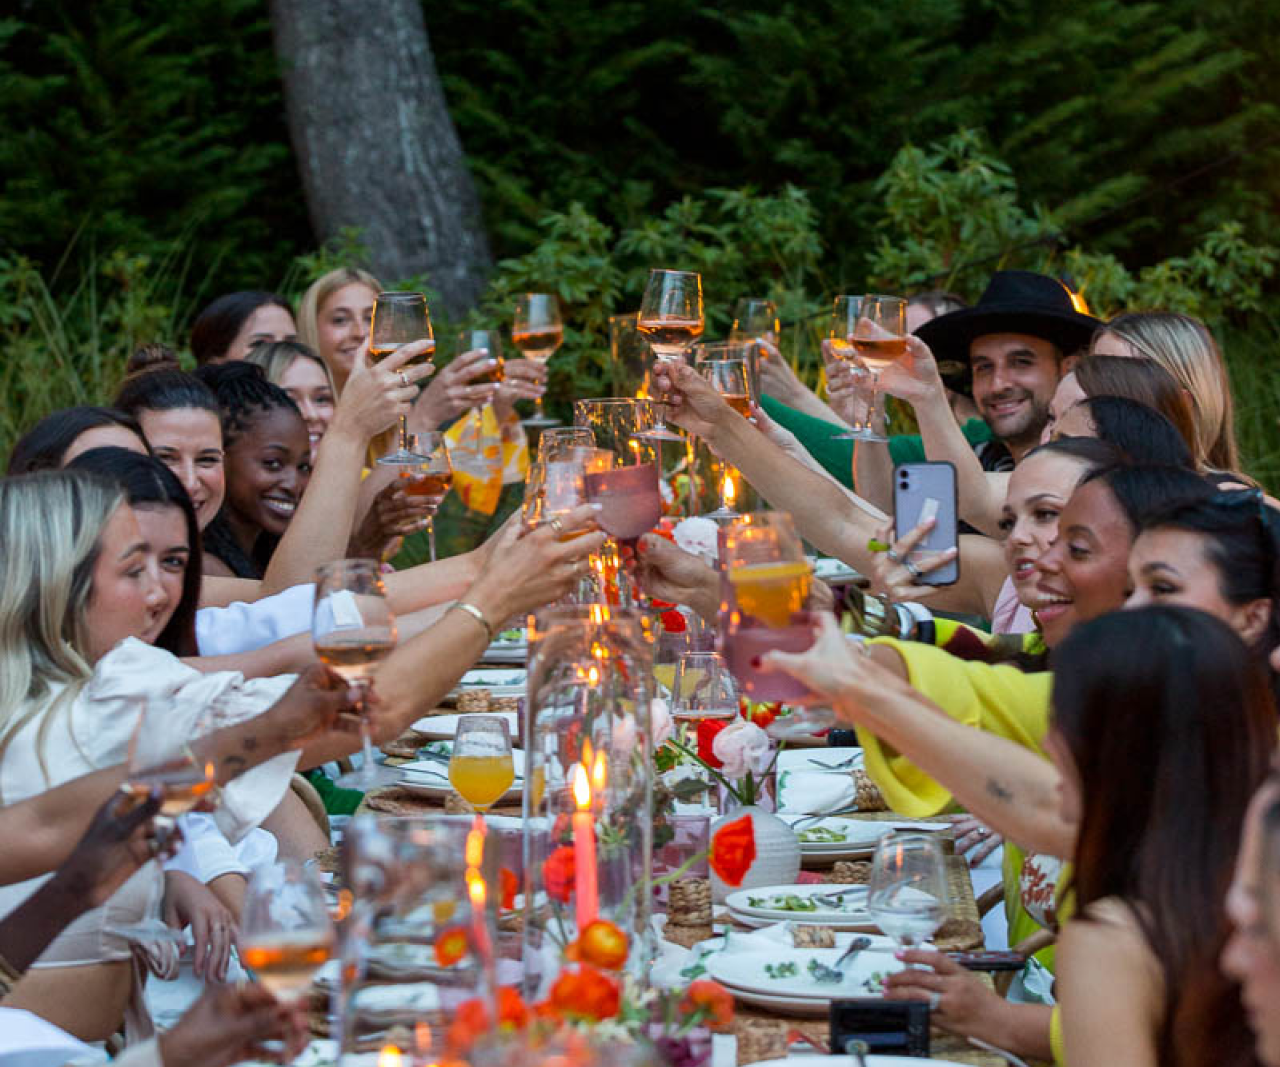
915 270 1102 366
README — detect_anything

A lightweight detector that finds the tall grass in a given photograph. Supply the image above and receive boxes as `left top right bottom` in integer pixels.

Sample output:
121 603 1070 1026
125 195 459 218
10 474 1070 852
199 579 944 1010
1221 323 1280 491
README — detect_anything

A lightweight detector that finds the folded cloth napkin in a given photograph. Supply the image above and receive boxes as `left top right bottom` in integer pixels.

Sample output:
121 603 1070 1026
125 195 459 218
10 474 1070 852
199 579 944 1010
775 748 864 814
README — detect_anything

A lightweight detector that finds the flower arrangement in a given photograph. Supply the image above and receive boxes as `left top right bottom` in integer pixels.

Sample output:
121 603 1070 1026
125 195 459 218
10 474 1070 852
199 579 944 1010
445 918 733 1065
655 697 783 808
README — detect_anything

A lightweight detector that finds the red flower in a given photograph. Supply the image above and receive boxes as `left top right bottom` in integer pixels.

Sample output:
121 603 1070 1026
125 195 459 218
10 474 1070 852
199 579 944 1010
576 919 629 970
710 813 757 887
660 608 687 633
549 965 621 1020
446 997 490 1051
696 718 728 768
500 866 518 910
497 986 529 1028
543 845 576 903
434 925 470 967
681 980 735 1031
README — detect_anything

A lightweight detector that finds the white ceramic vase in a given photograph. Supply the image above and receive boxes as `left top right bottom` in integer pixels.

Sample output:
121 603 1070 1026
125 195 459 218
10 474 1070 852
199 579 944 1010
708 804 801 903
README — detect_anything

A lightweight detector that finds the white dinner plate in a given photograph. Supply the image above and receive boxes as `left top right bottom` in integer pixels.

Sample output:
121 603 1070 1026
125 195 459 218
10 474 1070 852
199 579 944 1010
779 815 893 861
410 711 521 742
724 883 876 929
752 1055 971 1067
395 748 525 802
448 668 527 698
705 941 902 1010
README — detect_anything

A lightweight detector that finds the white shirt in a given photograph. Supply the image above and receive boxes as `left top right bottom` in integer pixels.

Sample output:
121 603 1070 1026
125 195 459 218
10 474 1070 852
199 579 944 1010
194 583 314 657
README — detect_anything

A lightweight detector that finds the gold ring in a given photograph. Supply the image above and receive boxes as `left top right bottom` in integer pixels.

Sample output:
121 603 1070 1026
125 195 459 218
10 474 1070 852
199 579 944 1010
549 517 565 535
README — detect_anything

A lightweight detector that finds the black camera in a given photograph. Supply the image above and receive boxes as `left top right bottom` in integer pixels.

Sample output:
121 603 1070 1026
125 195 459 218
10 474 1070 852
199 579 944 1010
829 998 930 1056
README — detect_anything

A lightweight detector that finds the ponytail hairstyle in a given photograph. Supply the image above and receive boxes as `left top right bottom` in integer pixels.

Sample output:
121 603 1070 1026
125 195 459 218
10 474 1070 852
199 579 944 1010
194 362 303 579
66 447 202 656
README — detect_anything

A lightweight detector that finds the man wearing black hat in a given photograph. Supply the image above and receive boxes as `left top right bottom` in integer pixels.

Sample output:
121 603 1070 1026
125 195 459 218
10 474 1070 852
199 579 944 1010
914 270 1101 464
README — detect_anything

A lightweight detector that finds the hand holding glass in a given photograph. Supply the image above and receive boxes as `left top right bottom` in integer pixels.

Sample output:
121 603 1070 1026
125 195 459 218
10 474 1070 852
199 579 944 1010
372 292 434 464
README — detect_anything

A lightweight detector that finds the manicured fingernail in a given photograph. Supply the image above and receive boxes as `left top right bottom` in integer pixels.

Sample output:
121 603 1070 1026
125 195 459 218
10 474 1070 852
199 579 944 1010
894 948 906 959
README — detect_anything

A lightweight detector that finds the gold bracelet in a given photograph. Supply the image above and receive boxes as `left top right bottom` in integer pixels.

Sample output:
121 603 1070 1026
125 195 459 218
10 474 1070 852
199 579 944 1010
454 601 494 643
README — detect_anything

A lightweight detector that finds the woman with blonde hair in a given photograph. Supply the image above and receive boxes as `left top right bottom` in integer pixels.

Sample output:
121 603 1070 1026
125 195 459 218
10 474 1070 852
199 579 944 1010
1091 311 1240 473
244 339 339 462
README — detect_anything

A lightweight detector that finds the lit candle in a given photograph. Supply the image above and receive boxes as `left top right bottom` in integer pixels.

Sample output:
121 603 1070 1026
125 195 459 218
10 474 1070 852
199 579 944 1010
571 762 599 930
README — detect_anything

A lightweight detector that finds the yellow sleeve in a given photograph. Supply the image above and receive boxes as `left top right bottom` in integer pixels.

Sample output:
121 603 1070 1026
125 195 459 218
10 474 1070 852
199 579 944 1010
1050 1004 1066 1065
854 639 1053 816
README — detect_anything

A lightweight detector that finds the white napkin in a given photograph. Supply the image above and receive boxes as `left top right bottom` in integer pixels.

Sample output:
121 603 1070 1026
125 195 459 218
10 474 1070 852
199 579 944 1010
775 748 864 814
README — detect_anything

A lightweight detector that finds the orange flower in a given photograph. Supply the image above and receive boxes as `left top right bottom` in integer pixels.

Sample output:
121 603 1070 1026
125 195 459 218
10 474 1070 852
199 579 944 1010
576 919 629 970
434 925 470 967
548 965 621 1020
710 813 756 887
496 986 529 1029
682 980 734 1030
543 845 575 903
446 997 489 1051
500 866 519 910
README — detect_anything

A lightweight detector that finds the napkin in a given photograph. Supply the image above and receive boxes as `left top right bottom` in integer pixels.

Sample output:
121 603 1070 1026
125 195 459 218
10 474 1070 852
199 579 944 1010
775 748 864 814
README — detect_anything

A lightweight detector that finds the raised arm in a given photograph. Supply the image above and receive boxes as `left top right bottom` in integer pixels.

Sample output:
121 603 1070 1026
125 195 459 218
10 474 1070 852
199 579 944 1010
876 337 1007 536
762 615 1074 856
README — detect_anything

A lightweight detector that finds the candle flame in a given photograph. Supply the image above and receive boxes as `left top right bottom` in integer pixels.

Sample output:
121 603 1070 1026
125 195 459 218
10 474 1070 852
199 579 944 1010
591 749 608 793
587 664 600 686
465 824 485 869
466 867 486 908
572 761 591 810
377 1046 403 1067
723 470 736 505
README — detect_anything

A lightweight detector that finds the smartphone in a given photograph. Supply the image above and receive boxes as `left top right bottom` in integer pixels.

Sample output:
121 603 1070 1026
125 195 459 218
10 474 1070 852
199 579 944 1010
947 949 1026 972
892 462 959 586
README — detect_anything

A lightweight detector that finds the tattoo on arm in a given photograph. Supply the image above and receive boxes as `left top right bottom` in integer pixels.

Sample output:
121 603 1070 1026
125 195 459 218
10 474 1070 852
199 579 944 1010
986 778 1013 804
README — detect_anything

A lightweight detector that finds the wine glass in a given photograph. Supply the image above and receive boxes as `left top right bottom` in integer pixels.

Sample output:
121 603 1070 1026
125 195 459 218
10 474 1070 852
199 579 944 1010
824 295 877 442
728 297 778 400
449 714 516 813
312 559 399 790
574 398 658 458
848 295 907 443
867 832 948 959
582 438 662 608
104 699 224 945
239 859 335 1004
670 651 739 722
512 293 563 427
636 269 704 442
538 426 596 461
720 512 819 703
696 357 752 518
371 292 434 465
398 431 453 563
455 329 507 393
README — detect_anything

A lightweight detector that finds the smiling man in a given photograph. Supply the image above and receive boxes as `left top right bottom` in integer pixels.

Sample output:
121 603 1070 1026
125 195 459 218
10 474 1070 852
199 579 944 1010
916 271 1101 464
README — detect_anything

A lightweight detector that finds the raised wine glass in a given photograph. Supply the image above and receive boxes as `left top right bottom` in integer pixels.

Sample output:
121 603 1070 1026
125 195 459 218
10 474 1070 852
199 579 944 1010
867 832 948 960
720 512 819 704
848 295 907 443
372 292 434 465
312 559 399 790
574 398 658 457
398 431 453 563
670 651 739 723
512 293 563 428
449 714 516 813
239 859 335 1005
608 311 653 397
583 437 662 608
728 297 778 400
538 426 596 461
455 329 507 393
696 357 752 519
636 269 703 442
825 295 880 442
104 699 223 945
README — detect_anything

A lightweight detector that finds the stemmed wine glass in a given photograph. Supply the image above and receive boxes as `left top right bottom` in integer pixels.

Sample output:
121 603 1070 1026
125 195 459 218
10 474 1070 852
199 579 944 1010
608 312 652 397
574 398 658 457
371 292 435 465
512 293 563 428
867 832 948 960
636 269 704 441
239 859 335 1005
312 559 399 790
582 438 663 608
398 431 453 563
538 426 596 461
696 357 752 518
448 714 516 813
105 699 223 945
825 295 879 442
847 295 907 443
728 297 778 400
670 651 739 722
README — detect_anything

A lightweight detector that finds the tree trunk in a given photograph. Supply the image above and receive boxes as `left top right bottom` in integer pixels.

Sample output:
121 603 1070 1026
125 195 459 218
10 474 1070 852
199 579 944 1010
269 0 492 318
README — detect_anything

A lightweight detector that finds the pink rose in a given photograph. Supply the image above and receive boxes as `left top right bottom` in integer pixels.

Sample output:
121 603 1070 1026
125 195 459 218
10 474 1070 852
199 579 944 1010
711 720 772 778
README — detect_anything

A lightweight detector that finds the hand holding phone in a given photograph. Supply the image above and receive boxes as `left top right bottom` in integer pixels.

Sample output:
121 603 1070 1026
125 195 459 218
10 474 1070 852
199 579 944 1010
892 462 959 586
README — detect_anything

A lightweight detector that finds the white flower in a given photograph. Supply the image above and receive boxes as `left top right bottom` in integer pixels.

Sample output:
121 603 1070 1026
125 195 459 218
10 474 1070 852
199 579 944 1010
651 696 674 747
712 720 772 778
673 516 720 566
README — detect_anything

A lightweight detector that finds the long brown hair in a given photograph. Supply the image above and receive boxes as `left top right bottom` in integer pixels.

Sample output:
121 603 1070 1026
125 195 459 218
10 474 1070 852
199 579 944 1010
1053 606 1274 1067
1075 354 1200 464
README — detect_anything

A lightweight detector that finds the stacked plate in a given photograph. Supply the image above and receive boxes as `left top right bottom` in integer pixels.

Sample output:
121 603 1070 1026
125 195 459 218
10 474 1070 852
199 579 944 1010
724 883 878 931
411 710 522 742
703 929 903 1016
481 628 528 664
445 668 527 700
781 815 891 864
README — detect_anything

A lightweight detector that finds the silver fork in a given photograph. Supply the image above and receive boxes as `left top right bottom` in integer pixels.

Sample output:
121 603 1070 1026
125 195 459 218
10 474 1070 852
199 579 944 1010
812 885 867 908
790 807 863 829
808 935 872 983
